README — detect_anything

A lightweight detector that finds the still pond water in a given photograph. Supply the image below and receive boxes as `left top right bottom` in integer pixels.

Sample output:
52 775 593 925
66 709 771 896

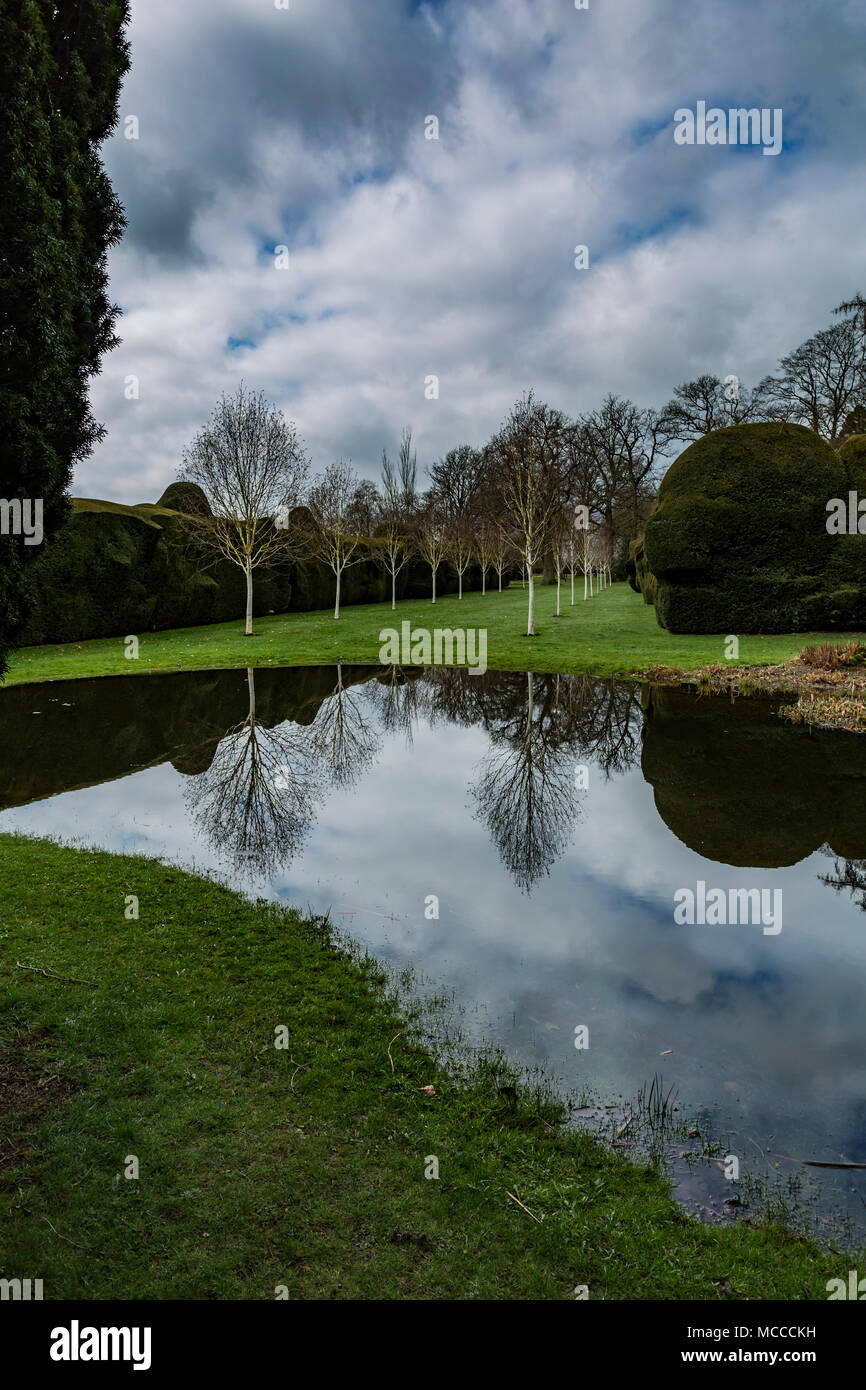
2 664 866 1240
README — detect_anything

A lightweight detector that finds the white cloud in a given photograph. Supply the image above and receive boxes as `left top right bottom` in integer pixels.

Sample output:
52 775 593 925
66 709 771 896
81 0 866 501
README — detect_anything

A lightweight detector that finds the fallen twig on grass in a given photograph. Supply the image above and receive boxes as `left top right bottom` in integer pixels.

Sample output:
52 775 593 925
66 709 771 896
506 1191 542 1223
40 1215 90 1250
16 962 96 987
289 1058 310 1093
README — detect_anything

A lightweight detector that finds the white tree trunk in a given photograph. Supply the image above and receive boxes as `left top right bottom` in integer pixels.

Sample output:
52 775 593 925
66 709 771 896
431 566 436 603
527 564 535 635
556 575 561 616
498 570 502 592
570 571 575 605
245 562 253 635
584 570 588 600
458 569 463 600
391 567 396 610
334 565 341 619
482 567 486 596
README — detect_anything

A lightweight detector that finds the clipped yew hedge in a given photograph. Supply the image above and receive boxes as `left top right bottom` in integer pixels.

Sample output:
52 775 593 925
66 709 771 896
626 537 657 606
641 423 866 633
17 496 488 645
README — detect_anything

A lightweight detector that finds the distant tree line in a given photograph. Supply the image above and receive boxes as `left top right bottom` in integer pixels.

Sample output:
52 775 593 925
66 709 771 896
177 294 866 638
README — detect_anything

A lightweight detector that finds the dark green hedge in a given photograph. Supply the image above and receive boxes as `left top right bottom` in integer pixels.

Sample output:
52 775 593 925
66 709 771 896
642 423 866 633
18 498 490 645
0 664 376 810
642 684 866 866
626 538 657 606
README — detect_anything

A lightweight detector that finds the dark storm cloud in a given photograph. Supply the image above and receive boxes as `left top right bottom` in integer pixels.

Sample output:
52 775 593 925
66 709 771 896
104 0 455 260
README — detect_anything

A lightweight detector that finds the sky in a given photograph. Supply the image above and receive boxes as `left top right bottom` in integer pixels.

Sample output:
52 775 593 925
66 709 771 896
82 0 866 504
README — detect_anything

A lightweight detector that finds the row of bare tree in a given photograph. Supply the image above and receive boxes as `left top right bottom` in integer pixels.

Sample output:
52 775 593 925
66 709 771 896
178 294 866 636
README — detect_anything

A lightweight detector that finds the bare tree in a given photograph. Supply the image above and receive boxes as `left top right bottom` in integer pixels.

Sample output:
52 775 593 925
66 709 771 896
662 374 767 442
547 507 571 616
305 460 363 619
445 513 473 600
490 528 513 593
346 478 381 536
758 318 866 441
417 500 446 603
475 521 497 596
486 392 569 635
379 449 412 610
398 426 418 513
179 384 309 635
428 444 484 518
834 292 866 332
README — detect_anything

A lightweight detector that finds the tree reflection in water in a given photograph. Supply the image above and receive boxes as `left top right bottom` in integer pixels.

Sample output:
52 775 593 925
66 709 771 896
455 670 642 892
819 851 866 912
184 663 378 877
185 664 642 887
184 668 323 878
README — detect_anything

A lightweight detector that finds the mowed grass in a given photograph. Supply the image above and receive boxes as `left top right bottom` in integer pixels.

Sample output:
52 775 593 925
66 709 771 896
8 582 865 687
0 835 848 1300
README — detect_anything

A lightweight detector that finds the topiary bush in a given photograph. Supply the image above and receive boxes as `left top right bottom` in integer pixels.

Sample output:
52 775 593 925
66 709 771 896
641 684 866 866
626 537 656 606
642 422 866 633
16 496 496 645
156 480 213 516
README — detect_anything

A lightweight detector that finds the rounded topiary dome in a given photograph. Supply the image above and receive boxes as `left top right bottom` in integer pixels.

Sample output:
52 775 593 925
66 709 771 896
642 422 866 632
157 480 213 517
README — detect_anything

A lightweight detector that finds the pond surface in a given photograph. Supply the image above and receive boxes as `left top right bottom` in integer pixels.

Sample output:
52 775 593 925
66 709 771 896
3 664 866 1240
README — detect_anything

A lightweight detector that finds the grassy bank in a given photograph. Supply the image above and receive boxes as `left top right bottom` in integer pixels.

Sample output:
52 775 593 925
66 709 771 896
8 582 866 687
0 834 847 1299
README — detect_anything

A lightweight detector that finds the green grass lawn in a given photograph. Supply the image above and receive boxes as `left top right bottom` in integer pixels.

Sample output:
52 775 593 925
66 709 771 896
7 582 863 687
0 835 849 1299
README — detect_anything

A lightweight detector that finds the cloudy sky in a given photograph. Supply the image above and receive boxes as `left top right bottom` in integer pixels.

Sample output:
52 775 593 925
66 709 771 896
82 0 866 504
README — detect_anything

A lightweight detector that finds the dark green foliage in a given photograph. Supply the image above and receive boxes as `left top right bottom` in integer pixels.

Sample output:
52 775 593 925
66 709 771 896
839 432 866 489
18 499 292 643
642 423 866 633
626 538 656 606
0 1 130 673
156 480 213 516
17 499 486 644
0 664 373 810
642 685 866 866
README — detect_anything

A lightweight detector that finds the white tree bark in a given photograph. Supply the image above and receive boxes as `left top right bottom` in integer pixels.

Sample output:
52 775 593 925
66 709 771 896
245 561 253 635
527 561 535 635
